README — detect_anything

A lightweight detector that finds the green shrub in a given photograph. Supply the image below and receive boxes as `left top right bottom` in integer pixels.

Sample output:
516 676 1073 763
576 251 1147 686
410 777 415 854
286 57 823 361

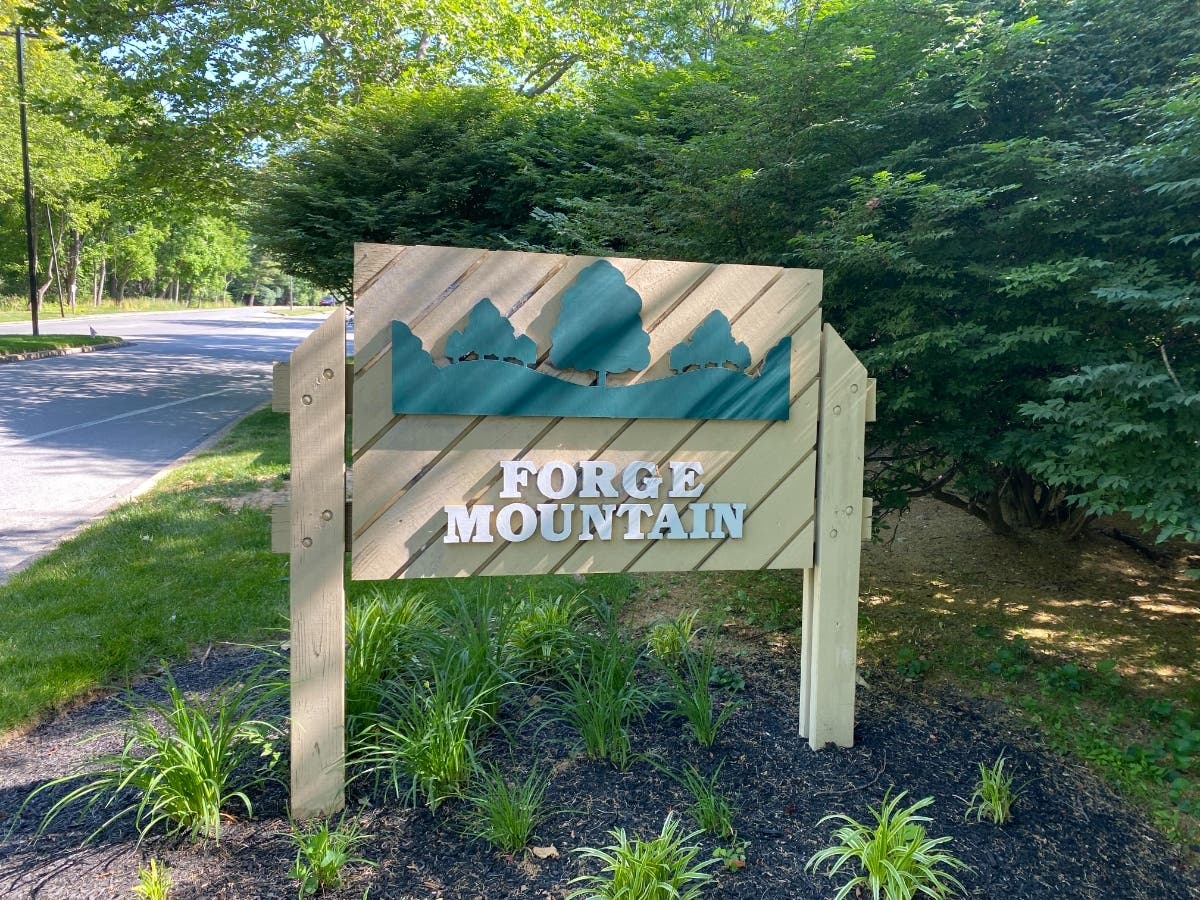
676 763 736 839
356 662 498 808
289 816 371 896
806 791 969 900
567 813 716 900
555 630 649 769
345 589 437 735
29 669 281 842
460 762 551 853
665 635 742 747
965 754 1019 825
132 859 173 900
646 611 698 667
509 592 589 680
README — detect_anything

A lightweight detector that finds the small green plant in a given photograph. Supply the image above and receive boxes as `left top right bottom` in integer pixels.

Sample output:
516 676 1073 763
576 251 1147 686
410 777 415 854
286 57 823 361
1095 658 1122 690
666 635 743 747
675 764 736 839
460 762 551 853
289 817 371 897
1040 661 1085 693
712 838 749 872
554 629 649 769
806 790 969 900
567 813 717 900
895 646 931 680
28 669 281 842
345 588 437 735
646 610 698 666
965 754 1019 825
509 592 588 680
132 859 173 900
356 663 497 808
709 664 745 693
986 635 1030 680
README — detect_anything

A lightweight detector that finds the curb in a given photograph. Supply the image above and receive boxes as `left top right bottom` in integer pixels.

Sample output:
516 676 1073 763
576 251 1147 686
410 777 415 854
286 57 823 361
0 339 132 364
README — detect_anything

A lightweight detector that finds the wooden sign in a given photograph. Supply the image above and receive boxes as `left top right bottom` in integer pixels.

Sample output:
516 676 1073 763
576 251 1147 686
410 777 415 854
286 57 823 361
274 243 874 818
351 245 828 581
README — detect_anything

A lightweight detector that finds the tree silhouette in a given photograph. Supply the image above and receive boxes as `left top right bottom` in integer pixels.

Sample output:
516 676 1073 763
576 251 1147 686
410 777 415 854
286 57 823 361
550 260 651 387
445 298 537 365
670 310 751 373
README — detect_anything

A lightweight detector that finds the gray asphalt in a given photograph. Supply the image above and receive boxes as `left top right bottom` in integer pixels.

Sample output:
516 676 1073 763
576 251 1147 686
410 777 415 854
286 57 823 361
0 307 336 578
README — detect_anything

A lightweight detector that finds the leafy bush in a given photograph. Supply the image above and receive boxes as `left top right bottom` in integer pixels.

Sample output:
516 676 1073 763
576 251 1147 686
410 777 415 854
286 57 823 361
132 859 173 900
646 611 698 667
665 635 743 747
554 629 649 769
965 754 1019 825
567 813 716 900
355 661 498 808
676 763 736 839
986 636 1031 681
509 592 589 681
806 791 969 900
289 816 371 896
895 646 931 681
29 669 280 842
345 588 437 735
460 762 551 853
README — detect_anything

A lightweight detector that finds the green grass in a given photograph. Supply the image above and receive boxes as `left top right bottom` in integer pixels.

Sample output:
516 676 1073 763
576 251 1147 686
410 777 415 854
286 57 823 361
0 408 293 732
0 295 238 323
0 334 118 355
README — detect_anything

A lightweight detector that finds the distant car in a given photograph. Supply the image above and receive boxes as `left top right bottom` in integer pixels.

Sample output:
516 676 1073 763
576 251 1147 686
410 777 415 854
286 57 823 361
319 295 337 307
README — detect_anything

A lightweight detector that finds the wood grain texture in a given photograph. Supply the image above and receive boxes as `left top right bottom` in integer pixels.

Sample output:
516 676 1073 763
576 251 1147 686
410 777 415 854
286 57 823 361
800 324 869 749
288 306 347 818
350 244 825 581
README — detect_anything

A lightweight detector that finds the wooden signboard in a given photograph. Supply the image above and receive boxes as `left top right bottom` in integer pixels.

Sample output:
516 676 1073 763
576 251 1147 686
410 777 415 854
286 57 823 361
274 243 873 818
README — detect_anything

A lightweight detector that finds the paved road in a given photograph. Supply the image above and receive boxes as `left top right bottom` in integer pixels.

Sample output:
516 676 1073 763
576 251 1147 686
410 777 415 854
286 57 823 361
0 307 336 578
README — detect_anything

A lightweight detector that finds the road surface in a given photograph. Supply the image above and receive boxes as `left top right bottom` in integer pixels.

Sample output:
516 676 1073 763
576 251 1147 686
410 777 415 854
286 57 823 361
0 307 336 578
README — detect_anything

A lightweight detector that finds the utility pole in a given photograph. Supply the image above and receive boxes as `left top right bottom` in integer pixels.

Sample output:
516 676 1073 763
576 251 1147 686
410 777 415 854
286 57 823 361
15 26 38 336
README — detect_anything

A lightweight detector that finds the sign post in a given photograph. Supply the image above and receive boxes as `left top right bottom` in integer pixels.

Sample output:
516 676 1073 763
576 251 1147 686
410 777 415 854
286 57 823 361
274 245 873 817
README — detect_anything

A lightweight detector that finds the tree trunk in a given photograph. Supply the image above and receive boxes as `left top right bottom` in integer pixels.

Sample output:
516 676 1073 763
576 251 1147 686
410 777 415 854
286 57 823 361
66 230 81 311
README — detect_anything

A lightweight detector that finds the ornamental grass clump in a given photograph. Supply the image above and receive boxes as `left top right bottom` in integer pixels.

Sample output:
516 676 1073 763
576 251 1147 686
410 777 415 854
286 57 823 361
27 669 280 843
509 591 589 681
966 753 1019 825
132 859 173 900
288 816 372 897
646 610 698 668
554 629 650 770
460 762 551 853
806 790 969 900
676 763 736 839
665 634 743 747
567 812 716 900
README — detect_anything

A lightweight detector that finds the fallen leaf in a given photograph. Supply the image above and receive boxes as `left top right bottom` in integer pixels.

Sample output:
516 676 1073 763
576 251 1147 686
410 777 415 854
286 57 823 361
530 845 560 859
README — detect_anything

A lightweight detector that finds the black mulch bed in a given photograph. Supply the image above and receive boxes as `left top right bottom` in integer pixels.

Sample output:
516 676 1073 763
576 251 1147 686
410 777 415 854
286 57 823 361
2 645 1198 900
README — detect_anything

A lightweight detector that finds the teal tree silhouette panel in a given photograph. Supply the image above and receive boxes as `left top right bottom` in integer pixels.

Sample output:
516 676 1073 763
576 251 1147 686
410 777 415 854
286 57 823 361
391 259 790 420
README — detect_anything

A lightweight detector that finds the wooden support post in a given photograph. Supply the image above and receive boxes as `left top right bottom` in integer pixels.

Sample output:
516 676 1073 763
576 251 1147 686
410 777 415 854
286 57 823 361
288 306 347 818
800 324 869 748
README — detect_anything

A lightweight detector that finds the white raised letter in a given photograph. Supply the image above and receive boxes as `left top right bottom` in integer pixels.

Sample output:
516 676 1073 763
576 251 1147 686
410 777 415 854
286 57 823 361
538 503 574 541
667 461 705 498
649 503 688 539
500 460 537 499
622 461 662 500
579 461 619 498
710 502 746 539
537 461 578 500
687 503 711 539
579 504 616 540
617 503 654 539
445 505 494 543
496 503 537 541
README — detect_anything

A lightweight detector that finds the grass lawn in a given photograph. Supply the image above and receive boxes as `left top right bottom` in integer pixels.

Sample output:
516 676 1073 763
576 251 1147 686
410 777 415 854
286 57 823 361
2 407 1196 852
0 334 119 356
0 297 238 324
